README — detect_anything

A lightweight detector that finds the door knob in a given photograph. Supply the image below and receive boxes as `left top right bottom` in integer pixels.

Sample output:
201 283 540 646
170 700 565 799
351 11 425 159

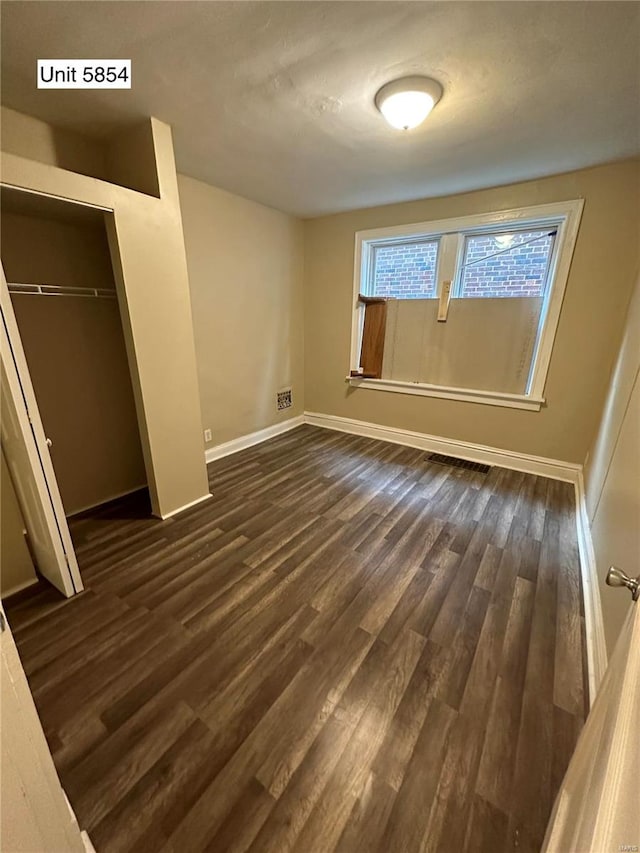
606 566 640 601
46 437 52 447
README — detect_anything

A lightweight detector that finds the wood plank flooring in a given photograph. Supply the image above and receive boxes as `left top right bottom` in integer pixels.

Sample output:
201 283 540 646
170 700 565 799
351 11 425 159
5 425 588 853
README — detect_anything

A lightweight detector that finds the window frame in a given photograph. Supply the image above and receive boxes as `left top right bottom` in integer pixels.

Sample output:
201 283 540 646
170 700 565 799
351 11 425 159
349 199 584 411
455 225 557 300
369 235 441 300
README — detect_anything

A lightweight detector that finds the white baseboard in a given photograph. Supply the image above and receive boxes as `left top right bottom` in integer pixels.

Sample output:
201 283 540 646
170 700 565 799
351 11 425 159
205 415 305 464
160 492 212 520
81 831 96 853
574 472 608 704
304 411 582 483
63 790 95 852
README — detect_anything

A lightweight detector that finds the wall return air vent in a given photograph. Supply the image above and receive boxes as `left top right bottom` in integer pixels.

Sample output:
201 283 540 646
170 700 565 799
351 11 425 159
277 387 293 412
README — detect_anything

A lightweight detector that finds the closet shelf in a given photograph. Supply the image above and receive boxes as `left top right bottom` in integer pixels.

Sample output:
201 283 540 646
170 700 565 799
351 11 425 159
7 283 117 300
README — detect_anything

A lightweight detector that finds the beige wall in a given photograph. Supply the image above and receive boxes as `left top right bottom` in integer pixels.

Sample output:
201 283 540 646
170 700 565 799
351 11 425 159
1 106 107 182
178 175 305 447
1 210 115 289
304 160 640 463
9 293 146 516
1 109 209 518
2 209 146 515
105 122 160 198
585 275 640 653
1 451 37 597
1 106 159 196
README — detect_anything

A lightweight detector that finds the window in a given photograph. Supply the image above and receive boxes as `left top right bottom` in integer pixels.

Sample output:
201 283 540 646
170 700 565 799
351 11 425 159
372 239 439 299
351 200 583 410
458 228 556 299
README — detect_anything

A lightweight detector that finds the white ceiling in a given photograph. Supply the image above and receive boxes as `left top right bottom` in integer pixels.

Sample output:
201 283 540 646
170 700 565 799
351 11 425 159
1 1 639 217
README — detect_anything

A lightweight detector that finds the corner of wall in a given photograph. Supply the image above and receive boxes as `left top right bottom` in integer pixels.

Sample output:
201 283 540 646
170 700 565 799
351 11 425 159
1 110 210 520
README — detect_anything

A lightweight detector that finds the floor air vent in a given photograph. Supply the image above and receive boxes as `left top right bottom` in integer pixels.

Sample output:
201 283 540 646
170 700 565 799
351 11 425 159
427 453 491 474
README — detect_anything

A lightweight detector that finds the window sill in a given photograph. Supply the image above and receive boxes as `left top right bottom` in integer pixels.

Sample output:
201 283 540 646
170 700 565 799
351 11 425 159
346 376 544 411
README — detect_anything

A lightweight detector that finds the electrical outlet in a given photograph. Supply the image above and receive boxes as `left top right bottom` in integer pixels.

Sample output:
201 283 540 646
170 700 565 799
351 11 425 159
277 387 292 412
204 428 212 442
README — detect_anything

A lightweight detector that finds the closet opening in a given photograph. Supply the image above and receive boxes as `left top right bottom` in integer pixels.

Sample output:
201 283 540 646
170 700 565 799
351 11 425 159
1 186 151 595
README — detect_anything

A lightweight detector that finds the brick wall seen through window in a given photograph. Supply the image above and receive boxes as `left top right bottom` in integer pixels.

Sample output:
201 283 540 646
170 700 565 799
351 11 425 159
372 240 438 299
370 231 553 300
459 230 554 298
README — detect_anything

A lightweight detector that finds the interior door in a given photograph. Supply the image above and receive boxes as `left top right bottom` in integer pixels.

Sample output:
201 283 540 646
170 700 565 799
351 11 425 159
1 266 82 597
0 605 86 851
543 582 639 851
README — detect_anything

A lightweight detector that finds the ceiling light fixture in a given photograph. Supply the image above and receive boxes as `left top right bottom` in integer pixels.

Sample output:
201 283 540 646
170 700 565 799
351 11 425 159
375 76 443 131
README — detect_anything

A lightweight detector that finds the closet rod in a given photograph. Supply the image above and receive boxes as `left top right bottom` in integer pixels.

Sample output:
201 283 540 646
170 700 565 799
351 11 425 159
7 283 117 300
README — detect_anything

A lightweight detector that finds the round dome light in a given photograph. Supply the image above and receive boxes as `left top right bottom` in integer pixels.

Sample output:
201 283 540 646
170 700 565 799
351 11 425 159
375 76 443 131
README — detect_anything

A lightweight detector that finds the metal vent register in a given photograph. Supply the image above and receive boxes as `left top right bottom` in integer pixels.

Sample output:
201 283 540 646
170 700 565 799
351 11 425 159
427 453 491 474
277 388 293 411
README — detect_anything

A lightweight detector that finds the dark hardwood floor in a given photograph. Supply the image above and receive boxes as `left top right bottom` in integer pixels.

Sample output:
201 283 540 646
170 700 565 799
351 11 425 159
5 425 588 853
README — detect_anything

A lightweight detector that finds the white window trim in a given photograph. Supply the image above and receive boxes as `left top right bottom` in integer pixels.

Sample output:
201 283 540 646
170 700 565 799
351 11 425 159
349 199 584 411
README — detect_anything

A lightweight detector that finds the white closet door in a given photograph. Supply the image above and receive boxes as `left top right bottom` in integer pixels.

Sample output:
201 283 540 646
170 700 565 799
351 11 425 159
1 266 82 597
0 604 86 851
543 599 640 851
